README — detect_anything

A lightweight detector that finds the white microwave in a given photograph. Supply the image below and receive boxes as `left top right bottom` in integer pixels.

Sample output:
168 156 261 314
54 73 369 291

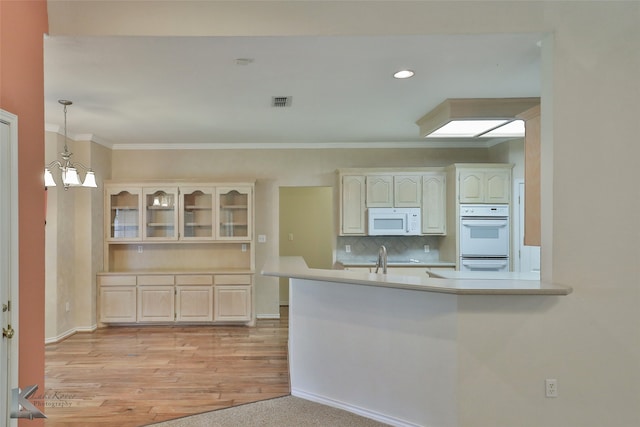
367 207 421 236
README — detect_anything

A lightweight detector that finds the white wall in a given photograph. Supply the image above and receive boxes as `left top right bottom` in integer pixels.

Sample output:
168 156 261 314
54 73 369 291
46 2 640 425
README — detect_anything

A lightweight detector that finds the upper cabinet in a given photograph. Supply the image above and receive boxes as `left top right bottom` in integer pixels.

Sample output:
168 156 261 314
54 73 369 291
394 175 422 207
105 182 253 242
458 166 511 204
217 186 252 240
180 186 215 240
339 169 445 236
366 175 393 207
143 187 179 240
106 186 142 241
340 175 366 235
422 172 446 235
366 174 421 208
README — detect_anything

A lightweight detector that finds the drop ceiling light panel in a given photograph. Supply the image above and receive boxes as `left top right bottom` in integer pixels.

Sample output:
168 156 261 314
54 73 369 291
416 97 539 138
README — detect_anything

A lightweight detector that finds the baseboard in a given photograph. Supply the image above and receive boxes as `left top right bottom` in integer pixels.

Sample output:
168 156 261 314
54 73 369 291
291 388 422 427
45 324 97 344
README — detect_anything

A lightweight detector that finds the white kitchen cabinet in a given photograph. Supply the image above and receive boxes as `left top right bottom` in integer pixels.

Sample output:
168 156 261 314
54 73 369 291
394 175 422 207
214 274 252 322
366 174 421 208
143 187 179 240
176 286 214 322
366 175 393 207
98 275 137 323
340 175 366 235
106 187 142 241
458 167 511 204
216 186 252 240
422 172 446 235
137 275 175 322
180 186 215 240
175 274 214 322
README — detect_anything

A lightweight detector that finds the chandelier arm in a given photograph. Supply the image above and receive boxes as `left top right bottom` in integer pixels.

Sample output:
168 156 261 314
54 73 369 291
45 160 63 170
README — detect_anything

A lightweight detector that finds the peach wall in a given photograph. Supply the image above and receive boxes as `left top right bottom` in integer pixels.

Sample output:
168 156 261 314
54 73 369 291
0 0 48 424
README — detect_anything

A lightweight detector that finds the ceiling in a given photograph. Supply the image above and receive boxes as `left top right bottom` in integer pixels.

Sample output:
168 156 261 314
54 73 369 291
44 33 542 149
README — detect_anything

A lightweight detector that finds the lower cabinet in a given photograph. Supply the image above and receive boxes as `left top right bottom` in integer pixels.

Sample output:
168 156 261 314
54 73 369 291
176 274 215 322
98 272 252 325
137 275 175 322
98 275 137 323
214 274 252 322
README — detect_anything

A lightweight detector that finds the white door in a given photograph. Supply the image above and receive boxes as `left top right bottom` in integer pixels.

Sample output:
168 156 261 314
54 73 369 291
516 181 541 273
1 110 19 426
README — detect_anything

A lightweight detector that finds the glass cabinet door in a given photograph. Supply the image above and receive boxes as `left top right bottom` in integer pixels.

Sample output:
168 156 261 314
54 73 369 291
143 187 179 240
216 187 252 240
107 187 142 241
180 187 214 240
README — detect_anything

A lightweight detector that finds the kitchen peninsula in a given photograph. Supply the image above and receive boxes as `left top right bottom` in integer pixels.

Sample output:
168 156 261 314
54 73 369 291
262 257 571 427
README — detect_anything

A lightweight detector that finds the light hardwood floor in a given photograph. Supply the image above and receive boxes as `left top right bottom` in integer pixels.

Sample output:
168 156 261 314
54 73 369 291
44 307 289 426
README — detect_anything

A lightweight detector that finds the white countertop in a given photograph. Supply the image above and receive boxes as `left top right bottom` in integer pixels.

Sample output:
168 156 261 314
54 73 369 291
426 268 540 281
262 257 572 296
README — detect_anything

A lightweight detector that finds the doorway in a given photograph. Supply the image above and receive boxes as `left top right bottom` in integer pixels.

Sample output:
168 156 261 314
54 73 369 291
1 110 19 426
278 187 334 305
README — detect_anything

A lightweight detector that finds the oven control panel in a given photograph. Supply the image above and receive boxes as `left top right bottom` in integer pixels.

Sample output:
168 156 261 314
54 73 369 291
460 204 509 217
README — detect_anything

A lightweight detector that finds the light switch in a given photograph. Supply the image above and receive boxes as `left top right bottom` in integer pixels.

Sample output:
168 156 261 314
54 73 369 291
288 233 294 241
258 234 267 243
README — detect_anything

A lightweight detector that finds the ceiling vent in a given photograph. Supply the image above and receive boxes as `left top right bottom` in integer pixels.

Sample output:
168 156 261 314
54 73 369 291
272 96 292 108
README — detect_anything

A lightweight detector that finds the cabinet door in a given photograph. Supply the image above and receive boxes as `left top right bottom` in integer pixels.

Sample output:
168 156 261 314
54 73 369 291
422 173 446 235
458 170 484 203
106 186 142 241
99 286 137 323
340 175 366 235
216 186 252 240
137 285 175 322
394 175 422 207
485 170 511 203
180 186 215 240
143 187 179 240
366 175 393 207
214 286 252 322
176 286 213 322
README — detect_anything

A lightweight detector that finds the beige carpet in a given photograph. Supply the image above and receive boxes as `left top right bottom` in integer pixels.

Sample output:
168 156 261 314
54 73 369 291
146 395 390 427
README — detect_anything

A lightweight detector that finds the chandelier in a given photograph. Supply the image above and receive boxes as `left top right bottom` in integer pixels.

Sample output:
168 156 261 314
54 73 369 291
44 100 97 189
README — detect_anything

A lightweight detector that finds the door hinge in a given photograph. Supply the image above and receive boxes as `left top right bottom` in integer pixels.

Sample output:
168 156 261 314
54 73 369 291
2 301 10 312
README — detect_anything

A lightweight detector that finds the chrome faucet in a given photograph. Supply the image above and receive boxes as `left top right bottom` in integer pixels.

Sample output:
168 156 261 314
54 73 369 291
375 245 388 274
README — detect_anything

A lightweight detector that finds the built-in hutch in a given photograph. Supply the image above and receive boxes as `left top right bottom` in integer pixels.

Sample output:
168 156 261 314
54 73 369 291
99 181 255 326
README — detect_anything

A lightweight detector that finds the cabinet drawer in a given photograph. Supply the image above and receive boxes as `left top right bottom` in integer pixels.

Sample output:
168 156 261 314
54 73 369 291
98 275 137 286
138 275 175 286
214 274 252 285
176 274 213 285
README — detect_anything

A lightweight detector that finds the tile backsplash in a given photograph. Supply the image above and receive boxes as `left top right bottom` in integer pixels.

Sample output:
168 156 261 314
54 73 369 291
336 235 441 264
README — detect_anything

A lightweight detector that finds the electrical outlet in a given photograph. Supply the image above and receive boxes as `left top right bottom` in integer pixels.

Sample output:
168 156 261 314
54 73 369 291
137 246 143 253
345 245 351 253
424 245 430 253
241 243 247 252
545 379 558 398
65 302 70 312
258 234 267 243
288 233 294 241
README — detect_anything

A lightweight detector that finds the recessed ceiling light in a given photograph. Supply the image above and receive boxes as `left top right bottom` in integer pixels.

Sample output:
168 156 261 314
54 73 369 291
393 69 415 79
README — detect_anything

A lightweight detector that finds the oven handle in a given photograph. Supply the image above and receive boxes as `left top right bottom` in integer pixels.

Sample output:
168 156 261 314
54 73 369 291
461 259 509 269
461 219 508 227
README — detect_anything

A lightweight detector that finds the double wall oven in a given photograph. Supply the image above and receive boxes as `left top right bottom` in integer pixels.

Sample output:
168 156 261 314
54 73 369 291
459 204 510 272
